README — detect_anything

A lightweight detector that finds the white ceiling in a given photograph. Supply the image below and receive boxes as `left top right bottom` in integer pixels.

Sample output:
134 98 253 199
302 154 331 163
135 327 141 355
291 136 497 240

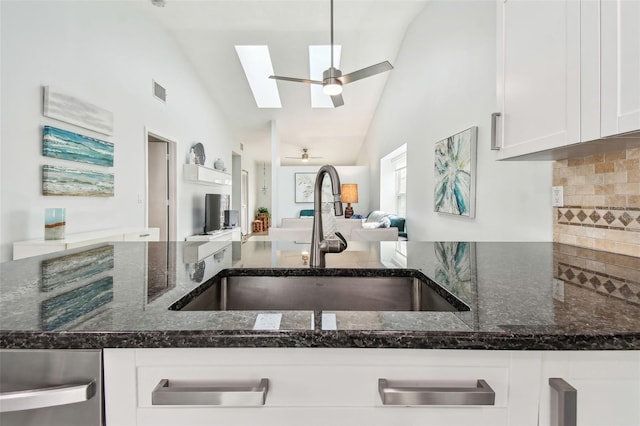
145 0 429 165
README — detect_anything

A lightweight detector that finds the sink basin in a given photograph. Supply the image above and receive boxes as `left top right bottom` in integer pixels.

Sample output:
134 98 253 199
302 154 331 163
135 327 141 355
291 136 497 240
170 270 469 312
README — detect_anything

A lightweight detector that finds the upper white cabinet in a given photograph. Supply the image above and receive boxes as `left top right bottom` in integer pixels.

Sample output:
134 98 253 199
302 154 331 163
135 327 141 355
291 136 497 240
600 0 640 138
497 0 581 159
497 0 640 159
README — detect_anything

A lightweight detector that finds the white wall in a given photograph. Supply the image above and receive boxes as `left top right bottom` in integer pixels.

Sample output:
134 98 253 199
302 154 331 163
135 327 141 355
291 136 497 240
358 0 552 241
0 1 235 261
275 166 370 225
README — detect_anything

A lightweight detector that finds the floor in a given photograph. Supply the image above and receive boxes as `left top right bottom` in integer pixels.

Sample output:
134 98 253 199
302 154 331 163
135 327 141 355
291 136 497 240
244 232 269 242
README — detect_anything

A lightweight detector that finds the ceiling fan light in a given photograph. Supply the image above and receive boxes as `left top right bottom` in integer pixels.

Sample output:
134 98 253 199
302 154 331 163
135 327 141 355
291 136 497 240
323 80 342 96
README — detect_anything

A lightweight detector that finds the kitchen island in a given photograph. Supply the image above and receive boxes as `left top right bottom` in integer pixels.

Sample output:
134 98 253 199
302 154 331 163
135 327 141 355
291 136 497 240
0 240 638 350
1 241 639 426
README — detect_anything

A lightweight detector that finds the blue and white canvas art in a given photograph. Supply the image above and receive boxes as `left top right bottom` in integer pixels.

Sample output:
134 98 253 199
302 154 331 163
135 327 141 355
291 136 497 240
40 276 113 330
42 165 114 197
43 86 114 135
434 241 475 301
434 126 477 217
43 125 114 167
41 245 114 292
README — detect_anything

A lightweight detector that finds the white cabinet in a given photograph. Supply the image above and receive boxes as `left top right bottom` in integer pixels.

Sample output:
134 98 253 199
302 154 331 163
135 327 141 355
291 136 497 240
600 0 640 138
104 348 541 426
183 164 232 186
497 0 640 159
538 351 640 426
497 0 581 159
12 227 160 260
184 228 241 242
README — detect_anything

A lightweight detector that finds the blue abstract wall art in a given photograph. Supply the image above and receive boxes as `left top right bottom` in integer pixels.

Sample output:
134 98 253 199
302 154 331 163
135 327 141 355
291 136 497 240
43 125 114 167
41 245 114 292
40 276 113 330
42 165 114 197
434 126 477 217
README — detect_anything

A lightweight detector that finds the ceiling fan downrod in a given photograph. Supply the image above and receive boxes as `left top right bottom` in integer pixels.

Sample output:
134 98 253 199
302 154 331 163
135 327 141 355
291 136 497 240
324 0 343 96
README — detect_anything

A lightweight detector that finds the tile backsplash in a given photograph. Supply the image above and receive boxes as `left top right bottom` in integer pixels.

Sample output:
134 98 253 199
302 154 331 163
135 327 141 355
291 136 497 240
553 148 640 258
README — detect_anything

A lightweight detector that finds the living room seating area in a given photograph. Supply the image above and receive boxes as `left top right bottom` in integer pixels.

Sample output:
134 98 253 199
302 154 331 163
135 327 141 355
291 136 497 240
268 210 406 242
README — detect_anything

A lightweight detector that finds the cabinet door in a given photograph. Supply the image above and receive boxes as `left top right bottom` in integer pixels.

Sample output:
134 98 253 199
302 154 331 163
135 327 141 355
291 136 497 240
498 0 581 159
538 351 640 426
601 0 640 137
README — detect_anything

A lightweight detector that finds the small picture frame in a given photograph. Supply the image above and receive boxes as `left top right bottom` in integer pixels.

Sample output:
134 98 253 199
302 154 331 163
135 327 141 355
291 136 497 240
295 172 334 203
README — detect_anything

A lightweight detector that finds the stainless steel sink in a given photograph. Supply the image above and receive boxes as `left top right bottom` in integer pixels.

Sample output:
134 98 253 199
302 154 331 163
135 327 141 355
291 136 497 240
170 271 469 312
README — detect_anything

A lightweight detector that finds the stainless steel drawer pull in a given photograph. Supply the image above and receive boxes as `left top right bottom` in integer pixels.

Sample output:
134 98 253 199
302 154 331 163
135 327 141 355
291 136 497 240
152 378 269 406
139 233 150 237
549 378 577 426
378 378 495 406
0 380 96 412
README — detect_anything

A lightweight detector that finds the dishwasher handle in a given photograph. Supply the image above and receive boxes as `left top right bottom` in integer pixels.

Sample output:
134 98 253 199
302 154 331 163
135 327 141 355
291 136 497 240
0 380 96 413
378 378 495 406
152 378 269 406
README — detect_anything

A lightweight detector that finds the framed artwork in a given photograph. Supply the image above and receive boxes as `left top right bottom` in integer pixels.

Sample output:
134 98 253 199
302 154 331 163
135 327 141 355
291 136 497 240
41 245 114 292
434 241 475 302
40 276 113 330
434 126 477 217
43 86 114 136
42 165 114 197
295 172 334 203
43 125 114 167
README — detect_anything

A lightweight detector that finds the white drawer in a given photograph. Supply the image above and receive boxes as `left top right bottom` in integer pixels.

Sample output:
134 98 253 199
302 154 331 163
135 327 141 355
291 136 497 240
112 348 537 426
123 228 159 241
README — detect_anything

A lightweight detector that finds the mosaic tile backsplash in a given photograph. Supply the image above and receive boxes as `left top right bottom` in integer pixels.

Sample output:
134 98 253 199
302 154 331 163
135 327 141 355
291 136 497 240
554 243 640 306
553 148 640 258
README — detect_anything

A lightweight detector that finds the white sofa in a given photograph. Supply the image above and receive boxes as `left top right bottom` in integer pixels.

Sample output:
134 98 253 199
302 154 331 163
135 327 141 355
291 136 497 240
268 218 398 242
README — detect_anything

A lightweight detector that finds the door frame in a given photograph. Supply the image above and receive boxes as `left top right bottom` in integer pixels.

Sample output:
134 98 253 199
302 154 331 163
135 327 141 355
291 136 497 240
144 127 177 241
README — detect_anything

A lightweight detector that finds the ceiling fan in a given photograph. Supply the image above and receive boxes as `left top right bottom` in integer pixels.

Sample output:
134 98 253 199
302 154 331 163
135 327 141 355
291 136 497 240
269 0 393 108
285 148 323 163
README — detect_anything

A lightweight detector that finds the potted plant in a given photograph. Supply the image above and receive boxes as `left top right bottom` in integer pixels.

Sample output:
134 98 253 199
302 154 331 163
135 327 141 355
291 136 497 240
257 207 270 217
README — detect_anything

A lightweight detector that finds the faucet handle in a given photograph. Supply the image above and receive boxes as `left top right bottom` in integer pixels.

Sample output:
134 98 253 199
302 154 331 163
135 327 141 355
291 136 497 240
321 231 348 254
334 231 347 247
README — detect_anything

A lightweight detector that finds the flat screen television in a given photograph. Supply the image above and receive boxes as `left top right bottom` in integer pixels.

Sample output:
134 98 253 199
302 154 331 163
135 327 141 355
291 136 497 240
204 193 229 234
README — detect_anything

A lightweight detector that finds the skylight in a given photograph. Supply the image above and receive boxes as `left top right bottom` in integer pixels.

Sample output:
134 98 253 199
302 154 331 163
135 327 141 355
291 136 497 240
309 45 341 108
235 45 282 108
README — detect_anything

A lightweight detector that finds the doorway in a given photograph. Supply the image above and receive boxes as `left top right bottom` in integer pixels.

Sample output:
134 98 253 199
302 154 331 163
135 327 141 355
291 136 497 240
147 132 177 241
241 169 249 235
146 130 177 297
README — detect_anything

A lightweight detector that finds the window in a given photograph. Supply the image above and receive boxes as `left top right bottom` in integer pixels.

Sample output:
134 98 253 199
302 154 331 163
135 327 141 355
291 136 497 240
392 153 407 218
379 144 407 217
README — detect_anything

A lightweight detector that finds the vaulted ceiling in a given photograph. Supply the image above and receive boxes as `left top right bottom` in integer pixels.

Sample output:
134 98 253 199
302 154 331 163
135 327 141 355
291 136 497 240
146 0 428 165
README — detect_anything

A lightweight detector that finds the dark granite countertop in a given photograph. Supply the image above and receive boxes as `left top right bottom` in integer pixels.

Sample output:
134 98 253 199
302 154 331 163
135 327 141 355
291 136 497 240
1 240 639 350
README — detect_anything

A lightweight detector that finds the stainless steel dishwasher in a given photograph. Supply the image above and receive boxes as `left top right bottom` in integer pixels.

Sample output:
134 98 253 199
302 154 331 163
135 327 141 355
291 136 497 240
0 349 103 426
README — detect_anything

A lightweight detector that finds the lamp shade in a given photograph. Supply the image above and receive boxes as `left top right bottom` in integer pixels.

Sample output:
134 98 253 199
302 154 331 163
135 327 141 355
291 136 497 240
341 184 358 204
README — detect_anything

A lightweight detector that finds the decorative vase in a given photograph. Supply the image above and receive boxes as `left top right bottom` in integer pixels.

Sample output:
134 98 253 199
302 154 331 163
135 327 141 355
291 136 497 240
214 158 224 170
44 208 66 240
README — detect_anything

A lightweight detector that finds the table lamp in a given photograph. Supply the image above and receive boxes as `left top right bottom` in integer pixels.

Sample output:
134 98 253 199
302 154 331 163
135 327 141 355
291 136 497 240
341 184 358 219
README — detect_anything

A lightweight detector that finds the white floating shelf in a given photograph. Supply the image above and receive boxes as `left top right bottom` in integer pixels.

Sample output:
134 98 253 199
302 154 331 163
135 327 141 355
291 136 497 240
183 164 232 186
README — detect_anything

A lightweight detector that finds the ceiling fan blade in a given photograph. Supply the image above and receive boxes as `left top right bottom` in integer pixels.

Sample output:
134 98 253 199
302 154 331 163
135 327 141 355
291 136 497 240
338 61 394 85
331 93 344 107
269 75 323 85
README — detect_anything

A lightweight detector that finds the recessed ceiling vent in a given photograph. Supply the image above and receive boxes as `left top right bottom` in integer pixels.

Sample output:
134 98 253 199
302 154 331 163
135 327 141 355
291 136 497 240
153 80 166 103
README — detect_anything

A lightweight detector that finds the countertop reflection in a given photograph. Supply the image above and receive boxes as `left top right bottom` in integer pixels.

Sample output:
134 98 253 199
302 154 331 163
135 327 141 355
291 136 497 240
0 241 638 350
